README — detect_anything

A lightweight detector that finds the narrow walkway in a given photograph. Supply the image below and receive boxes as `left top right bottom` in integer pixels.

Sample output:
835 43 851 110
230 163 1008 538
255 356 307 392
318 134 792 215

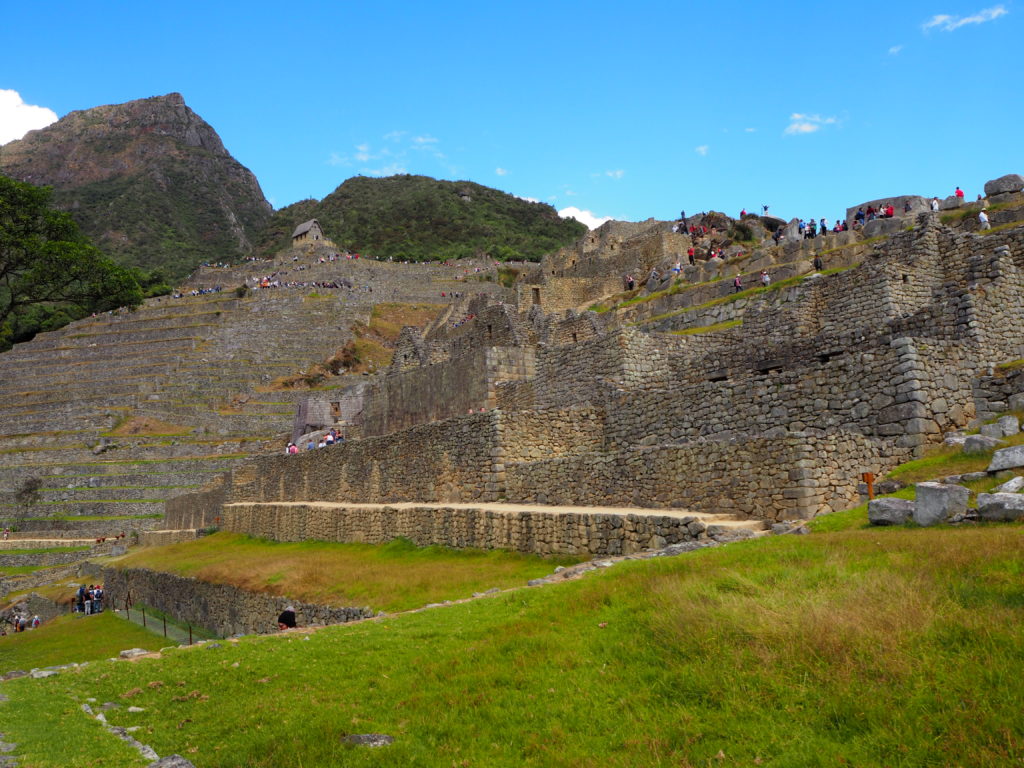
223 500 768 531
109 606 195 645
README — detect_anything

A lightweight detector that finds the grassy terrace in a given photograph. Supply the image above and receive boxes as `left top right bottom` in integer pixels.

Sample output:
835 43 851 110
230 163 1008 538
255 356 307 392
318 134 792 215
111 534 584 612
2 521 1022 767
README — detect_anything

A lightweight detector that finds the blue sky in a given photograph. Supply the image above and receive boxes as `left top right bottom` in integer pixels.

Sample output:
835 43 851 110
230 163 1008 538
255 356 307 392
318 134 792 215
1 1 1021 228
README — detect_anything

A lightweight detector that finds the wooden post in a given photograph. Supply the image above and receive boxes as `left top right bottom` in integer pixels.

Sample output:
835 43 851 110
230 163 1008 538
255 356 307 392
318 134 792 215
861 472 876 500
141 607 146 628
162 615 167 638
188 625 193 646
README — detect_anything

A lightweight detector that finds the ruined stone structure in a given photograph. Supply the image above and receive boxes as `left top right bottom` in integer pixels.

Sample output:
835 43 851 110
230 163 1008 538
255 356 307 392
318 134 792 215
169 198 1024 549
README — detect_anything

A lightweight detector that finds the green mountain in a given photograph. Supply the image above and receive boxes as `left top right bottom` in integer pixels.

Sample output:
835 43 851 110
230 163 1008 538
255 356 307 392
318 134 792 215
258 175 587 261
0 93 271 280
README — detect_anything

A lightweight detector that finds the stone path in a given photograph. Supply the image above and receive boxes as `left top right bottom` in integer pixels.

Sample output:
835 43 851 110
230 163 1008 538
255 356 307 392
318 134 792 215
222 500 769 531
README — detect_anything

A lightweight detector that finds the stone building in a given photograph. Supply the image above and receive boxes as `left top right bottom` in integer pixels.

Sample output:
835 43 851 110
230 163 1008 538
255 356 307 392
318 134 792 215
291 219 326 247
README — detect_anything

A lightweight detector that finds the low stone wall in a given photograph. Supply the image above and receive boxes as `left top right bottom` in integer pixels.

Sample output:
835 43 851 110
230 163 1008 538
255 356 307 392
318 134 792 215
222 502 710 557
139 529 199 547
0 548 96 568
0 563 79 600
101 567 374 637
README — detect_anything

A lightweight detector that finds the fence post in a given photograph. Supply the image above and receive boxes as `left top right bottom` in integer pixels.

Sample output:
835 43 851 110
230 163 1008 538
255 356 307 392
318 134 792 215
188 624 192 646
141 607 146 628
163 615 167 638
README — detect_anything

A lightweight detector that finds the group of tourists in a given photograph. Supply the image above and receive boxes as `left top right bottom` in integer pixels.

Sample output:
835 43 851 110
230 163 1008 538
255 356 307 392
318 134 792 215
3 614 41 634
172 286 224 299
285 428 345 454
74 584 105 614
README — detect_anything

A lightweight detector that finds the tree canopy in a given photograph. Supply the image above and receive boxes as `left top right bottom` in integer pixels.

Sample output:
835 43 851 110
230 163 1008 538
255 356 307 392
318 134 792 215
0 174 143 349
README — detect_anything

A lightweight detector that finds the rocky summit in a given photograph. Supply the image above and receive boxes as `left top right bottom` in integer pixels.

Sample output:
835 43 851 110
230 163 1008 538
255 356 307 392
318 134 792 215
0 93 271 279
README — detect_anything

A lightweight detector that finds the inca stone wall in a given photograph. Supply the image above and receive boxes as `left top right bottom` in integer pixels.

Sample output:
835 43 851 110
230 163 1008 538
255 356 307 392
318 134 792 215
221 502 712 556
101 566 373 637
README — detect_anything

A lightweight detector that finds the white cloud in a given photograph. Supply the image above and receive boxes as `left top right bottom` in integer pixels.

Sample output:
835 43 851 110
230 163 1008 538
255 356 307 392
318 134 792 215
744 127 757 133
383 130 406 142
889 44 904 54
605 169 625 179
0 89 57 145
694 145 709 156
412 135 438 144
363 162 407 177
495 167 508 176
923 5 1007 31
327 151 351 166
784 113 838 136
558 206 613 230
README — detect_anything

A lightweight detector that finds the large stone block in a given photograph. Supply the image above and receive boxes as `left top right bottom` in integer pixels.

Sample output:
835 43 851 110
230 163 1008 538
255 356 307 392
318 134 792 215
976 492 1024 522
868 497 915 526
988 445 1024 472
983 174 1024 197
993 475 1024 494
964 435 1003 455
996 415 1021 437
913 482 968 527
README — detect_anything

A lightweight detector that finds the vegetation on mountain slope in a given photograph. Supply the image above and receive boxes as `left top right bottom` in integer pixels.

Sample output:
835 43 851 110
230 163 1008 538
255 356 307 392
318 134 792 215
259 175 587 262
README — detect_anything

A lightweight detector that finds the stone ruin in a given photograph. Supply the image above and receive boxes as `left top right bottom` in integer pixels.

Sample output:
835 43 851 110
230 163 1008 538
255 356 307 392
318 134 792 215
162 184 1024 551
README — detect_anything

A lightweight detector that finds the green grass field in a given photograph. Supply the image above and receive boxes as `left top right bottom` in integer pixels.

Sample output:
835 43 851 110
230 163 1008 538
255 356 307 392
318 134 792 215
0 611 165 675
2 523 1022 767
109 534 584 612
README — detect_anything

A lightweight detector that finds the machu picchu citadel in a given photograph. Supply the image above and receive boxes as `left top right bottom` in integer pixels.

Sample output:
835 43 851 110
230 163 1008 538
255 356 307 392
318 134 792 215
2 91 1024 767
2 165 1023 584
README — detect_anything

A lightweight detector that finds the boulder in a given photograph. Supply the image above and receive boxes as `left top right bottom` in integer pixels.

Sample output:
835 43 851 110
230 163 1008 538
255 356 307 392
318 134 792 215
976 492 1024 522
1008 392 1024 412
964 435 1003 454
863 217 906 238
993 476 1024 494
983 174 1024 197
913 483 969 527
979 423 1005 438
868 497 915 526
996 414 1021 436
939 195 963 210
988 445 1024 472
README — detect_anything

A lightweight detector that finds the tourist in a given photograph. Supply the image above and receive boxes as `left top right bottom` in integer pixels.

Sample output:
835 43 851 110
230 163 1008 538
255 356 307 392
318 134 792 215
284 442 295 455
687 246 695 266
278 605 297 630
904 200 912 214
733 275 743 293
979 210 991 230
760 270 771 287
855 208 866 226
2 527 7 540
819 218 827 236
931 197 940 212
813 255 824 272
955 186 965 200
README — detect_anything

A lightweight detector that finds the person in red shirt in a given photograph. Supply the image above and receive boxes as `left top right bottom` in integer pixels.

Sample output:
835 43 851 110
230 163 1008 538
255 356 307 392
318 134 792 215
955 187 965 199
885 204 894 218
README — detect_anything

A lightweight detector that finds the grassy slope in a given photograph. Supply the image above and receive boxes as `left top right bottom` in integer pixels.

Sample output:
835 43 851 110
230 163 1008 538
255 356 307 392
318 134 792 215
0 612 165 675
3 524 1023 768
110 534 583 612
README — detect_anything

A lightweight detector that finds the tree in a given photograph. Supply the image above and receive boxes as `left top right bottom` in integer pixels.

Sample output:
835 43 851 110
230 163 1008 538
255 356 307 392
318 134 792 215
0 174 142 346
